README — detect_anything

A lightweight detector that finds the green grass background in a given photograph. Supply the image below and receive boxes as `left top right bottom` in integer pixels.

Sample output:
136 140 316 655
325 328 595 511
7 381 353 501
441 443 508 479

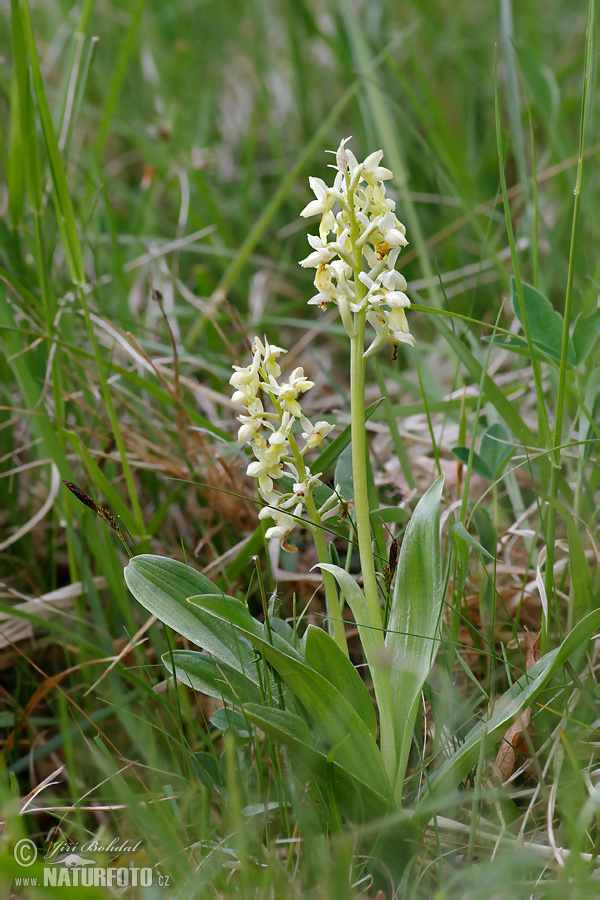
1 0 599 897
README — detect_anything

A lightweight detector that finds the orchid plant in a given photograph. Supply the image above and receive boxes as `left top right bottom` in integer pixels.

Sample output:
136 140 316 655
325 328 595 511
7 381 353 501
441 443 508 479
124 141 446 848
224 140 444 802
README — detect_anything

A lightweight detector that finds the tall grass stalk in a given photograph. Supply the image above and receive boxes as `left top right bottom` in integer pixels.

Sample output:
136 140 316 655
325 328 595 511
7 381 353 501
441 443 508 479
544 0 594 648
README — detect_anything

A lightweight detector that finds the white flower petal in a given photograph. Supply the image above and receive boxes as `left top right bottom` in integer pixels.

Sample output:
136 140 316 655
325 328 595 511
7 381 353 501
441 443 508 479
301 199 325 218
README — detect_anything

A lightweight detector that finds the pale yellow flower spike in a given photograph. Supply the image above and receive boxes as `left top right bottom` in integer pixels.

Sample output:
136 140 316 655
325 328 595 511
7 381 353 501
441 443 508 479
300 138 415 356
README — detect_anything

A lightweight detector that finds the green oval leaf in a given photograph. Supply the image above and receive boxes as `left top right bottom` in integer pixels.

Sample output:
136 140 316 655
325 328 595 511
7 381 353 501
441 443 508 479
479 423 513 476
242 704 399 822
452 522 495 561
210 706 252 738
573 309 600 364
124 555 257 678
303 624 377 738
191 594 393 801
386 475 445 797
451 446 492 480
163 650 262 704
511 279 576 365
370 506 410 525
191 751 224 792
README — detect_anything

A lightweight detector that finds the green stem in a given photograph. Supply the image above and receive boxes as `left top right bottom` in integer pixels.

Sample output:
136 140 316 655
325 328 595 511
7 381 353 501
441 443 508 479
288 431 348 656
344 180 396 784
350 320 383 629
349 318 396 784
305 493 349 656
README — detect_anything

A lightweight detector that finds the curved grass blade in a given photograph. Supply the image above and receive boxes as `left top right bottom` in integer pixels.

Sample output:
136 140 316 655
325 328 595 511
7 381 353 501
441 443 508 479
415 606 600 824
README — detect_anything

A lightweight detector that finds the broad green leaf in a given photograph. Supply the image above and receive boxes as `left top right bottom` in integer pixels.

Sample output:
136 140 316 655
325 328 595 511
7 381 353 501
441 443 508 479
303 624 377 738
573 309 600 364
241 704 409 830
191 751 224 792
334 442 354 501
416 607 600 823
162 650 262 704
511 279 576 365
370 506 410 525
451 446 492 480
269 617 299 648
210 706 252 738
124 555 258 680
191 595 393 801
479 423 513 476
472 505 496 559
312 563 396 790
452 522 495 561
386 475 445 801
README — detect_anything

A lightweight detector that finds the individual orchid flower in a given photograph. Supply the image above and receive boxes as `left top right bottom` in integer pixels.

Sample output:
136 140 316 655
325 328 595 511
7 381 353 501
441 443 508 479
253 336 286 378
259 505 300 552
371 211 409 258
236 397 266 442
387 306 416 346
335 137 360 185
300 177 334 219
268 368 315 418
229 350 261 404
291 471 323 502
246 430 289 493
299 234 337 268
361 150 394 184
301 416 334 448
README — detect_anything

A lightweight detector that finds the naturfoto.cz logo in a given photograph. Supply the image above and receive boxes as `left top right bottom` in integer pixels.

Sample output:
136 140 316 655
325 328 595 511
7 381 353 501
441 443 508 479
12 837 170 889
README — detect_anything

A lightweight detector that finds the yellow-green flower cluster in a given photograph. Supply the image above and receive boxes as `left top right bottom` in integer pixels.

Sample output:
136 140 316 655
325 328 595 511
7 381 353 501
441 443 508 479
230 337 341 551
300 138 415 357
